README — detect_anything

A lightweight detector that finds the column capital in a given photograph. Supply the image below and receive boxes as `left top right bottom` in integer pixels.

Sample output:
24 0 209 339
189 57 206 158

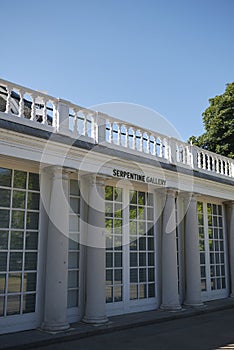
165 188 177 197
41 165 76 179
84 174 107 187
223 200 234 207
179 192 199 202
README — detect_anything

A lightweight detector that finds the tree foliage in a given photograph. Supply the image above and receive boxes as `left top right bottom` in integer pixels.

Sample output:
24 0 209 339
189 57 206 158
189 82 234 159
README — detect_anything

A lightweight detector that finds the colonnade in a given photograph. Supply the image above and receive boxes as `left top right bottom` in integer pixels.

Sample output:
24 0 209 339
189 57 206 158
40 167 233 331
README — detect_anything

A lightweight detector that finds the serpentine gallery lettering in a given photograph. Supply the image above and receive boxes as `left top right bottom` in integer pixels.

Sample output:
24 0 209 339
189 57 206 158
113 169 166 186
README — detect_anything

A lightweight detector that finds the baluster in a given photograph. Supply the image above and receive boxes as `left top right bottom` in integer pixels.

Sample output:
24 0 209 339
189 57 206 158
207 155 211 171
73 109 78 138
109 121 113 143
215 158 219 173
125 127 129 147
202 153 206 170
42 99 47 124
90 113 95 139
211 157 215 172
139 132 143 152
197 152 201 168
52 101 58 128
224 161 228 176
30 94 36 121
5 86 12 114
146 134 150 153
152 137 156 156
117 124 121 145
220 159 224 175
132 129 136 150
83 112 87 135
159 138 163 157
18 90 25 118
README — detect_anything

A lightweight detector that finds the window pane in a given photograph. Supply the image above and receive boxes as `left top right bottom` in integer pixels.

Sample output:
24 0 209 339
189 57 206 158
67 290 78 308
114 252 122 267
130 253 137 267
23 273 37 292
27 192 40 210
139 268 146 282
26 212 39 230
114 286 122 302
68 252 79 269
70 180 80 196
148 268 155 282
130 269 138 283
0 231 8 249
0 189 11 207
0 209 10 228
14 170 27 189
139 237 146 250
23 294 36 313
139 284 147 299
138 192 145 205
114 187 122 202
0 168 12 187
105 186 113 201
28 173 39 191
130 191 137 204
11 210 25 229
0 274 6 293
0 253 7 271
139 253 146 266
148 253 155 266
70 197 80 214
26 232 38 250
10 231 24 250
106 270 113 285
106 286 113 303
7 295 21 315
25 252 37 270
0 296 4 316
12 191 26 209
106 252 113 268
8 273 22 293
68 271 79 289
69 236 79 250
9 252 23 271
114 269 122 283
130 284 138 300
148 284 155 297
69 215 79 232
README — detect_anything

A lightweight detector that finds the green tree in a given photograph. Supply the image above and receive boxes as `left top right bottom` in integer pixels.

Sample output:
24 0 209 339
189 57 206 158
189 82 234 159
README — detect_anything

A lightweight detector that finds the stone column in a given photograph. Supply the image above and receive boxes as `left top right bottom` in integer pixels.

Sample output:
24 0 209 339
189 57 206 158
184 194 203 307
227 201 234 297
161 189 181 310
82 175 108 324
41 166 71 331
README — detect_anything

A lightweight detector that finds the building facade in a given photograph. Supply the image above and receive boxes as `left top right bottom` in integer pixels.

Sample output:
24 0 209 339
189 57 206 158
0 78 233 334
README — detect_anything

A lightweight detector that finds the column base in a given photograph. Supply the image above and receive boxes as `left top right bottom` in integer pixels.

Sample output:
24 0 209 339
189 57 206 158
82 315 109 325
183 301 205 308
160 304 182 311
41 321 70 332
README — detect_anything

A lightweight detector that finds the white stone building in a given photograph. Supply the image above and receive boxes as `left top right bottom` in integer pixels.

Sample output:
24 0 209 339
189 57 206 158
0 78 233 334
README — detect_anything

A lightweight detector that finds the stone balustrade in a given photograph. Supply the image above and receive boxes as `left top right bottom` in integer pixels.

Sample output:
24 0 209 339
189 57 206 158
0 78 234 179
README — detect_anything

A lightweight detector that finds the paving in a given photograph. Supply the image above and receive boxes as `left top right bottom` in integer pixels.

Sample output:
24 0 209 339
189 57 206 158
1 298 234 350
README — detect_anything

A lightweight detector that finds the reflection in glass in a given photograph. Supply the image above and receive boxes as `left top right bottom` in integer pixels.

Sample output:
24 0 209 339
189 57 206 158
0 189 11 207
8 273 22 293
7 295 21 315
23 294 36 313
14 170 27 189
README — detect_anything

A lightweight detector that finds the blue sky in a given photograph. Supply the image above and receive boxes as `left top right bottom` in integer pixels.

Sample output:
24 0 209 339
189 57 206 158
0 0 233 141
